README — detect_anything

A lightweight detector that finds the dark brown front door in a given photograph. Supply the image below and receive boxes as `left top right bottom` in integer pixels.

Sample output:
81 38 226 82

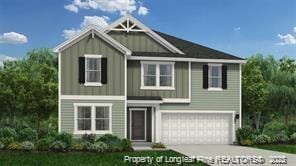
131 110 145 140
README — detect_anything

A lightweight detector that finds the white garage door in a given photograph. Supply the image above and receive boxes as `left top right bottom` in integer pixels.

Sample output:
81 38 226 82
161 113 233 144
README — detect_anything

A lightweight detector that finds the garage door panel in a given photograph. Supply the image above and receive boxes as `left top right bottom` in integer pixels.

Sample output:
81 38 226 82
161 112 232 145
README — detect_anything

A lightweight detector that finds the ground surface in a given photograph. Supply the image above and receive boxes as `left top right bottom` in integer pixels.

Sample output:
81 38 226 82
0 150 206 166
168 145 296 166
252 144 296 154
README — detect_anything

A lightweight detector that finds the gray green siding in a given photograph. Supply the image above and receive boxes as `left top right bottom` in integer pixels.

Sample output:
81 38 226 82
160 63 240 114
60 99 125 138
127 61 189 98
61 33 125 96
108 31 169 52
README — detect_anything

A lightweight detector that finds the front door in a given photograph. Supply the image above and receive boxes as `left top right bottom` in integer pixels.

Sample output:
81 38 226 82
131 109 146 141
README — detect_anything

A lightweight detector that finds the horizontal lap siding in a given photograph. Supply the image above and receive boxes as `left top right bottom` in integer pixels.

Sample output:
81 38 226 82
108 32 169 52
160 63 240 114
60 99 125 138
61 33 125 96
127 61 189 98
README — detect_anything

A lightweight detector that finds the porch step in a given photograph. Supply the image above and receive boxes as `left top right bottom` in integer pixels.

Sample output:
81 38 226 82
132 142 153 151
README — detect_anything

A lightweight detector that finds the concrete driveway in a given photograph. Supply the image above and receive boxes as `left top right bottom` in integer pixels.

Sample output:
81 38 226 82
168 145 296 166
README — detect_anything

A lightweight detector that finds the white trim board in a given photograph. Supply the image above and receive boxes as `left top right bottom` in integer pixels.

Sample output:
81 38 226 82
60 95 125 100
129 108 147 141
127 100 163 104
104 14 184 54
58 52 61 133
53 26 131 55
128 56 246 64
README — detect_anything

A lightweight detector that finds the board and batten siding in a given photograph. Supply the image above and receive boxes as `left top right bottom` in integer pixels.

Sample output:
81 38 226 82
127 60 189 98
160 63 240 113
60 99 125 138
108 31 169 52
61 33 125 96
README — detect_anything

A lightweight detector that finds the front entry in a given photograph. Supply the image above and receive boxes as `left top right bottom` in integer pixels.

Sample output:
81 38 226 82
130 109 146 141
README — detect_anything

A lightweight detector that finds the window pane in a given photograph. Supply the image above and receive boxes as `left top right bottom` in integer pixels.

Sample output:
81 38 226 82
160 64 172 75
78 119 91 130
211 78 221 88
144 76 156 86
211 66 220 77
96 107 109 118
87 58 100 70
144 64 156 75
86 71 100 82
96 119 109 130
78 107 91 118
160 76 172 86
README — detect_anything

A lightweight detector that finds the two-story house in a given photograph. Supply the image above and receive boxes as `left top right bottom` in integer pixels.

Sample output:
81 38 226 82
53 14 245 145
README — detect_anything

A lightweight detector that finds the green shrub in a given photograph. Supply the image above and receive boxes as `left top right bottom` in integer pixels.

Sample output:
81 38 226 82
254 134 271 144
0 137 14 146
82 134 96 143
152 143 166 149
89 142 108 153
121 139 132 151
287 121 296 136
19 128 38 142
21 141 34 151
71 143 84 151
97 134 122 152
7 142 21 150
49 141 67 152
0 127 18 139
0 141 4 150
82 141 93 151
236 126 255 144
54 132 72 148
272 134 289 144
240 139 253 146
263 121 287 138
290 133 296 143
36 138 53 151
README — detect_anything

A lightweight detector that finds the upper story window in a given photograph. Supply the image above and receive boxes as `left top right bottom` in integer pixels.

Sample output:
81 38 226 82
74 103 112 134
84 54 102 86
141 61 175 90
209 64 222 89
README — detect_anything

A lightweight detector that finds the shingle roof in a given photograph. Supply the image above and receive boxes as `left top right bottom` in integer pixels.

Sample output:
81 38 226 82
127 96 162 100
131 30 243 60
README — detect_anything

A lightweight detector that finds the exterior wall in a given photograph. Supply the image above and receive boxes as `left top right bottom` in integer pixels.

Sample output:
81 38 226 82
127 60 189 98
60 32 125 96
108 31 169 52
60 99 125 138
160 63 240 114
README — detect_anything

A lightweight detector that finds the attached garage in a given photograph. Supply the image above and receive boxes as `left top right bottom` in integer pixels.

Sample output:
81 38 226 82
160 111 234 145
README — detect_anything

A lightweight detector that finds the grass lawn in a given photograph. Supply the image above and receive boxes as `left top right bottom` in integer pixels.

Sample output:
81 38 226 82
0 150 206 166
252 144 296 154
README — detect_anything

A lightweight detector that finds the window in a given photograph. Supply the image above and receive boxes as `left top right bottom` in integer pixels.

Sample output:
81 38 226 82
84 54 102 86
141 62 174 90
209 64 222 89
77 106 91 131
74 103 112 134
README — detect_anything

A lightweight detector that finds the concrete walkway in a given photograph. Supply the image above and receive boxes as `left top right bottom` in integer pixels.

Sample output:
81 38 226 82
168 145 296 166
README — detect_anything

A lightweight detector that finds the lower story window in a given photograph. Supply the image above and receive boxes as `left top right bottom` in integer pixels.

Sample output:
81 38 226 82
74 103 112 134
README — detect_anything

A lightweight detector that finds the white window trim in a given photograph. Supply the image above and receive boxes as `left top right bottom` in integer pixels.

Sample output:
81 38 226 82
84 54 103 87
208 63 223 91
140 61 175 90
73 103 112 135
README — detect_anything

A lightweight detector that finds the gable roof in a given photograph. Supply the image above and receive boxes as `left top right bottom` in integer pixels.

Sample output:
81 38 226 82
132 30 243 60
53 25 131 55
103 14 184 54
